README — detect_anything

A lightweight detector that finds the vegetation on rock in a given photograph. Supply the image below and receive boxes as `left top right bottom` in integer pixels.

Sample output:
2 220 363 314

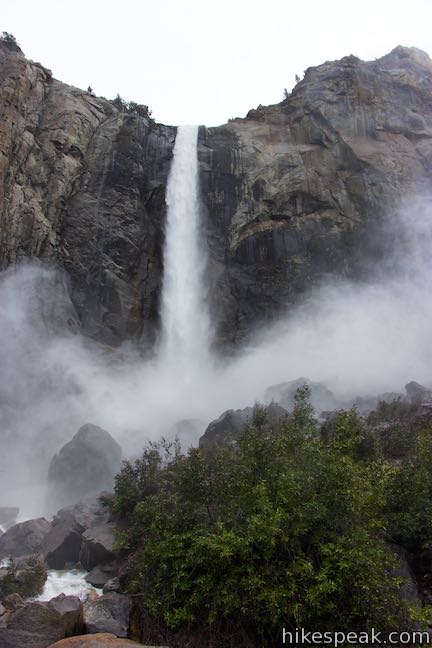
0 31 21 52
110 94 155 126
0 557 47 598
109 387 432 646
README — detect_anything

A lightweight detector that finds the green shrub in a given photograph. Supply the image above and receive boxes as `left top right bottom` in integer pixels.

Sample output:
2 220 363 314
0 557 47 598
111 389 415 645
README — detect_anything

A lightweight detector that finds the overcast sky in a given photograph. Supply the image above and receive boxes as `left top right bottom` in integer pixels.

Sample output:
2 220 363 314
3 0 431 126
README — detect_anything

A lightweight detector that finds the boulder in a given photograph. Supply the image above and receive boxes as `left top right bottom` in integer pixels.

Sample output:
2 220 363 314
0 601 64 647
86 564 119 589
0 595 83 647
264 378 337 416
48 424 122 511
102 578 120 594
48 594 84 636
0 518 51 559
405 381 432 403
200 403 288 448
80 524 117 571
0 508 19 531
42 499 111 570
47 633 165 646
83 593 131 638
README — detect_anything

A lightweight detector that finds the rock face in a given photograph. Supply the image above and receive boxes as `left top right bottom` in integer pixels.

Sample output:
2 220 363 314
48 424 122 511
0 39 174 347
198 47 432 346
1 42 432 348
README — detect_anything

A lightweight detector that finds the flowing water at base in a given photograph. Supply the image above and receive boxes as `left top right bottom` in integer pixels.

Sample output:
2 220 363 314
36 569 102 601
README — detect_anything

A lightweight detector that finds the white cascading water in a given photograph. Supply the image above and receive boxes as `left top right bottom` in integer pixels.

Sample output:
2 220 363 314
159 124 211 366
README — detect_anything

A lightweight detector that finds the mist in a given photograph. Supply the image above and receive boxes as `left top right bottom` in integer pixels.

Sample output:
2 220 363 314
0 196 431 519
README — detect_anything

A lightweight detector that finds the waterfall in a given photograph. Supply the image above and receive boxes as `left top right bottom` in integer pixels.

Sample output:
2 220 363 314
159 125 211 365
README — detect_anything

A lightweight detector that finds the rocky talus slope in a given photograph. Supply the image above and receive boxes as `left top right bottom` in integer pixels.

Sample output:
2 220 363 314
1 41 431 347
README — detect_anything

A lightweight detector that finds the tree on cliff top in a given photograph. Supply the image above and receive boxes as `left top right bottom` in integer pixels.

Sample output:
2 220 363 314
111 93 155 126
0 32 21 52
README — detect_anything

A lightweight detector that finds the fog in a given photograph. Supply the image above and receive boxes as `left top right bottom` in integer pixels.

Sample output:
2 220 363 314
0 197 431 519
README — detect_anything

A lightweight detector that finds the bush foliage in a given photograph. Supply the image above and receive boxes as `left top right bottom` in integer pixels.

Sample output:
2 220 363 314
110 388 432 645
110 94 155 126
0 557 47 598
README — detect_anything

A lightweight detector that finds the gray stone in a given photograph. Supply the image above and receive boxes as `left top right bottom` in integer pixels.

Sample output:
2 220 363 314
48 425 122 511
102 578 120 594
405 381 432 403
79 524 117 571
200 403 288 448
48 594 84 636
0 518 51 560
264 378 337 415
1 43 432 350
42 498 111 569
86 564 118 589
83 593 131 638
0 601 64 647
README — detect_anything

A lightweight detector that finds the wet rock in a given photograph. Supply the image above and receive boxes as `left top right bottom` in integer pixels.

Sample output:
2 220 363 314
200 403 288 448
265 378 337 415
84 589 100 603
48 594 84 636
83 593 131 638
102 578 120 594
86 563 119 589
80 524 117 571
199 47 432 348
0 509 19 531
0 593 24 611
0 518 51 559
0 601 64 647
42 499 110 569
0 594 83 647
48 425 122 511
1 44 432 351
0 42 174 348
405 381 432 403
47 633 164 646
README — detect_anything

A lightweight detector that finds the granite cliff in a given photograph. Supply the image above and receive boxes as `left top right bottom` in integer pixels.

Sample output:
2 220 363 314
1 40 431 347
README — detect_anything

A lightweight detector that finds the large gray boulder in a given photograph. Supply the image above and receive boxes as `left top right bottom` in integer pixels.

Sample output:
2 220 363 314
405 381 432 403
264 378 337 416
199 403 288 448
0 518 51 560
79 524 117 571
41 499 111 569
0 595 83 648
83 593 131 638
48 424 122 511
